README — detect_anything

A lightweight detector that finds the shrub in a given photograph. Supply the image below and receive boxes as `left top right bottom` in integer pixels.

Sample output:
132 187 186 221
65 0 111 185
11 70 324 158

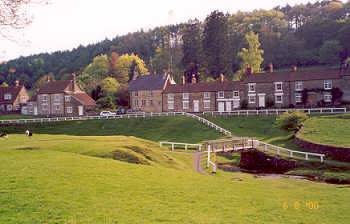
240 99 248 109
275 111 309 131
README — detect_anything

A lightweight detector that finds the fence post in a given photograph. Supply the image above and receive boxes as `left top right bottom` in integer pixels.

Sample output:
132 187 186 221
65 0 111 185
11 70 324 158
289 151 293 158
320 156 324 163
172 143 174 151
305 154 309 160
207 144 211 168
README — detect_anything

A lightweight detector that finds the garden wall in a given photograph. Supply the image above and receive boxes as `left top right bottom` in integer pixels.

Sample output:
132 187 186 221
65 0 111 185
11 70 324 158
295 136 350 162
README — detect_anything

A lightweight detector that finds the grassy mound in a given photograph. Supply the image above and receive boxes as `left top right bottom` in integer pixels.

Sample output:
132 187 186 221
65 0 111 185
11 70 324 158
0 116 221 143
298 114 350 148
0 134 350 223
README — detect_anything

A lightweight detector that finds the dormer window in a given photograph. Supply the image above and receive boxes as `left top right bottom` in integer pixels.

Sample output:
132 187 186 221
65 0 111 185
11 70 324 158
4 93 11 100
324 80 332 90
183 93 189 100
275 82 283 92
295 81 303 91
217 91 224 98
248 83 256 93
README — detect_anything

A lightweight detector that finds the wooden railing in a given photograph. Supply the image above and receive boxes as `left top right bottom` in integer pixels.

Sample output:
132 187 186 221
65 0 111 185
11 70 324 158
159 141 202 151
203 107 348 116
183 113 232 136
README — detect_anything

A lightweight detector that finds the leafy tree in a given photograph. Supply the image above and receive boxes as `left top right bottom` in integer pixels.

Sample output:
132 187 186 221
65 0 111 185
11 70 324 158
276 111 308 131
203 11 231 78
113 53 148 84
319 40 342 65
34 74 55 90
96 96 116 109
0 82 9 87
237 32 264 80
101 77 120 96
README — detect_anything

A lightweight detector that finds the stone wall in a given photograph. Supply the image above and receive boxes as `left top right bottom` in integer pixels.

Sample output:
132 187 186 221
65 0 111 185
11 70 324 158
295 136 350 162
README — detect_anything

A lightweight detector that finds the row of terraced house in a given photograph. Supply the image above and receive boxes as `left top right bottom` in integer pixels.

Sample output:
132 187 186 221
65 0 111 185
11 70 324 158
128 65 350 113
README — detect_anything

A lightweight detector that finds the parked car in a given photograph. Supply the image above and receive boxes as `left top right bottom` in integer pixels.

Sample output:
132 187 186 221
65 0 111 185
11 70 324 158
99 111 116 117
116 108 126 115
126 109 142 114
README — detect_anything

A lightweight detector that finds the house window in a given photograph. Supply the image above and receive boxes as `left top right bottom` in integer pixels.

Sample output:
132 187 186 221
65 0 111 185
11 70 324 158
295 81 303 91
54 94 60 101
295 93 302 103
183 93 189 100
275 82 283 92
324 94 332 103
324 80 332 90
41 95 48 102
6 105 13 111
233 91 239 98
168 94 174 101
248 83 256 93
134 100 138 107
42 105 48 111
204 100 211 109
275 94 283 104
134 92 139 97
54 105 60 111
204 92 210 99
168 101 174 110
182 101 189 109
150 91 153 97
149 100 153 106
217 91 224 99
66 107 73 114
65 95 71 102
142 100 146 106
4 93 12 100
248 95 256 104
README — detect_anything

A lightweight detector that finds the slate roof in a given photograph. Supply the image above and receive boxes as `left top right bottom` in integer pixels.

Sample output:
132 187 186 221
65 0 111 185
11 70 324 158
38 80 72 94
163 81 242 93
0 86 23 104
244 69 343 83
72 93 96 106
128 74 169 91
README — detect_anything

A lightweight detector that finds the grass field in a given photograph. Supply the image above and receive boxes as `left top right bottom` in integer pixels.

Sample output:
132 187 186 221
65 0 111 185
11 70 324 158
1 134 350 223
298 114 350 148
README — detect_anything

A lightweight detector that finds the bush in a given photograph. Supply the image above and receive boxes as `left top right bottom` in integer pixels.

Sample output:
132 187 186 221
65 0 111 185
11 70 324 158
240 99 248 109
275 111 309 131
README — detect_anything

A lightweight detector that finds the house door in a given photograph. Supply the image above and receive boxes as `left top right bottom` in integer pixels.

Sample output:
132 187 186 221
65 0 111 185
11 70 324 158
233 100 240 109
258 94 265 107
78 106 84 116
225 102 232 112
218 102 225 112
193 100 199 112
33 106 38 116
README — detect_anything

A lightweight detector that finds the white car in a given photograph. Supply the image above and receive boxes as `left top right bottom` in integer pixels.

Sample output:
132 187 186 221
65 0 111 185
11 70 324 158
99 111 116 117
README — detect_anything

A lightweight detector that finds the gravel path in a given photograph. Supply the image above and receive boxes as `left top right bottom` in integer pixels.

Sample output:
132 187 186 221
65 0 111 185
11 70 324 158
193 152 206 174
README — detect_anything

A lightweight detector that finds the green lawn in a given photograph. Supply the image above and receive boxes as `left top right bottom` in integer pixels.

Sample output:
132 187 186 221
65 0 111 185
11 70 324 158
298 114 350 148
0 116 222 143
0 115 33 120
0 134 349 223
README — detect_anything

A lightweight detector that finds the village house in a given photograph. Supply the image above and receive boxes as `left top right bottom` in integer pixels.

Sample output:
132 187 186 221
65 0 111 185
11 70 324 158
24 75 96 116
163 74 243 113
0 81 29 113
128 74 175 112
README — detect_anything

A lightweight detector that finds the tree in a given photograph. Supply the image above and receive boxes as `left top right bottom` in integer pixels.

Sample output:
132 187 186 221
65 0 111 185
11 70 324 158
0 82 8 87
319 40 342 64
101 77 120 96
113 53 148 84
203 11 231 78
96 95 115 109
237 32 264 80
0 0 48 39
33 73 55 89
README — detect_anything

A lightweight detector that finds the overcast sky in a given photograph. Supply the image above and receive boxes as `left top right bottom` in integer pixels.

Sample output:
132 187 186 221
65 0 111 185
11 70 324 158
0 0 345 61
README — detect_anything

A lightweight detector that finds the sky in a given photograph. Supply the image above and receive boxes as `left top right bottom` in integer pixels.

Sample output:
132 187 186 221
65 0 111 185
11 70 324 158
0 0 345 61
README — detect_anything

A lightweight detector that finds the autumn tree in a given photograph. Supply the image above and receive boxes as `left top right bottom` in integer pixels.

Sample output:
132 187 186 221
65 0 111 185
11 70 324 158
237 32 264 80
113 53 148 84
33 73 55 89
101 77 120 96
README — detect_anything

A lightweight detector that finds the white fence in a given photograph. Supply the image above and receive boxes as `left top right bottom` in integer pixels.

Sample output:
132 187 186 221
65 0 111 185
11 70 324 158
159 141 202 151
183 113 232 136
203 107 348 116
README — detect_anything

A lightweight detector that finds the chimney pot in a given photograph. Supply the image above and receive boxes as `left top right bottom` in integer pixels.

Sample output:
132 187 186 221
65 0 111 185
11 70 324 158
182 75 186 85
268 63 274 73
15 80 20 87
220 74 225 82
191 74 197 84
292 65 297 72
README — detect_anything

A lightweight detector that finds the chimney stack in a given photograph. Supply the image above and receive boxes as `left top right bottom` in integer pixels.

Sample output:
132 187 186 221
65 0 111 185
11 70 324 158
220 73 225 83
47 76 50 83
268 63 274 73
245 64 253 76
191 74 197 84
182 75 186 85
292 65 297 72
15 80 19 87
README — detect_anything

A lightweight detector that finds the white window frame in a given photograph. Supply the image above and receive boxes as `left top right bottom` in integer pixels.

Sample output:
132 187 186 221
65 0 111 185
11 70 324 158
233 91 239 98
42 104 48 111
217 91 225 99
324 80 332 90
275 93 284 104
248 83 256 93
6 104 13 111
66 106 73 114
324 93 332 103
41 95 48 102
4 93 12 100
204 92 210 99
134 91 139 97
54 104 60 111
183 93 189 100
65 95 71 102
248 94 256 104
168 101 174 110
167 94 174 101
295 93 302 103
182 100 189 109
295 81 303 91
54 94 60 101
204 100 211 109
274 82 283 92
